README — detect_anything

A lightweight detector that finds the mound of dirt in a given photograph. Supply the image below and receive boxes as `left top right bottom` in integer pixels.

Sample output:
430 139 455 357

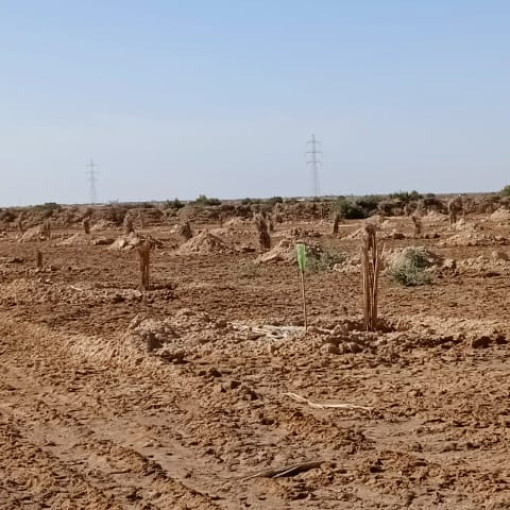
224 217 248 227
91 219 117 231
58 234 115 247
108 232 143 251
18 226 48 242
440 232 508 247
424 210 447 221
175 231 235 255
256 237 322 264
490 208 510 222
386 246 443 269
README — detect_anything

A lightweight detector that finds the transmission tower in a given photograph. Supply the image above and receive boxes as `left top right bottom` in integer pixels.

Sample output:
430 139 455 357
306 134 322 197
86 159 98 204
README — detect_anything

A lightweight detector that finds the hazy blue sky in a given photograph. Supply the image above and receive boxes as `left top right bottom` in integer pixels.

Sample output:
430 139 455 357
1 1 509 205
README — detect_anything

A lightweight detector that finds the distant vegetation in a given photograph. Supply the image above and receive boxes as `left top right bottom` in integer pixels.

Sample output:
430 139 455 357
194 194 222 206
500 185 510 197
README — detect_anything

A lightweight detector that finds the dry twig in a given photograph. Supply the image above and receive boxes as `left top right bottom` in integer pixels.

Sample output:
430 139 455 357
284 392 373 411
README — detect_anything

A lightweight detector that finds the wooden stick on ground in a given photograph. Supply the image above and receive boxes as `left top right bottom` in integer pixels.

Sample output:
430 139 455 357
284 392 373 411
218 460 325 481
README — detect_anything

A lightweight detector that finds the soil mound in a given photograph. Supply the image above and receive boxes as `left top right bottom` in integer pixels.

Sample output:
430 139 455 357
386 246 443 268
424 210 447 221
440 232 508 247
58 234 115 247
108 232 144 251
175 231 235 255
18 226 48 242
91 219 117 231
490 208 510 222
256 237 323 264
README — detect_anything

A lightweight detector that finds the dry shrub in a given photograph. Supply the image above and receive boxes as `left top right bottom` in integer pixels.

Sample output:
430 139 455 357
255 213 271 251
179 221 193 240
361 224 383 331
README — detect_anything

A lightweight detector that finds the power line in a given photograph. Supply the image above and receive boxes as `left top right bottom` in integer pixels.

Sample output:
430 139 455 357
306 134 322 197
86 159 98 204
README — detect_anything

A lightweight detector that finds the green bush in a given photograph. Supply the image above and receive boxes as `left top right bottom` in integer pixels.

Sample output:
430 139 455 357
500 185 510 197
165 198 185 209
336 199 366 219
389 190 422 203
388 247 433 286
307 249 345 272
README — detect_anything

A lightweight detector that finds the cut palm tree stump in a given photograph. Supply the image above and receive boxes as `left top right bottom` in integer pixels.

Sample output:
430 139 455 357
36 250 43 270
332 212 341 234
361 224 382 331
123 214 135 235
447 195 463 225
137 240 153 290
411 214 422 236
179 221 193 241
255 213 271 251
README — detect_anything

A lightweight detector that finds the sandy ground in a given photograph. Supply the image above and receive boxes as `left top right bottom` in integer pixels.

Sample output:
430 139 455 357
2 214 510 509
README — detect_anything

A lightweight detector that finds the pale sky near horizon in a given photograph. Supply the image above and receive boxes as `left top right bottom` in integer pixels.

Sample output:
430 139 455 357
1 1 509 206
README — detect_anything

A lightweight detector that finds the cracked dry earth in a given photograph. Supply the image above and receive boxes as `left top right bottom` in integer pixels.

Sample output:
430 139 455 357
2 217 510 509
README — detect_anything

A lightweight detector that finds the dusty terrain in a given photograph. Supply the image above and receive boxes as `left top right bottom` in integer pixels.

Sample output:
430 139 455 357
2 207 510 509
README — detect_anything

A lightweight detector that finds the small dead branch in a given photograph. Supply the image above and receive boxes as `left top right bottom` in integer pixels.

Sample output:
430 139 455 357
284 392 373 411
220 460 325 481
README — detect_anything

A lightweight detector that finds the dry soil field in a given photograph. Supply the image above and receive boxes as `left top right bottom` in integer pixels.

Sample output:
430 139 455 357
2 206 510 509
